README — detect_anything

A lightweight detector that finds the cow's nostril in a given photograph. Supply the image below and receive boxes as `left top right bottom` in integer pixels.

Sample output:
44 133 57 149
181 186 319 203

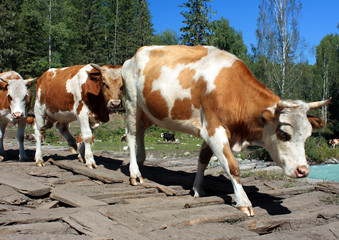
13 112 24 119
296 165 309 178
110 100 121 107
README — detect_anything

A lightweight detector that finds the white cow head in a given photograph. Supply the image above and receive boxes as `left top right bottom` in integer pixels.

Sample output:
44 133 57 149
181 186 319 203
0 77 36 120
261 99 331 178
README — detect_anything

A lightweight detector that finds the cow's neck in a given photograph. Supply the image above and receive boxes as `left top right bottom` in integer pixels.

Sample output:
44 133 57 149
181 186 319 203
224 62 280 150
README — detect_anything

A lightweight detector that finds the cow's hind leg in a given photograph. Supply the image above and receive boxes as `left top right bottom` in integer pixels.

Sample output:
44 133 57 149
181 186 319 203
193 141 213 197
0 122 8 161
136 113 152 166
200 125 254 216
56 122 77 154
125 102 144 185
17 118 29 161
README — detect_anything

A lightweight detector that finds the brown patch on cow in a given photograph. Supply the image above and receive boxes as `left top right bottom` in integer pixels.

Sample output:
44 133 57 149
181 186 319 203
142 46 208 120
223 143 240 183
203 60 280 142
37 66 83 112
178 69 196 89
171 98 193 120
307 115 324 129
76 101 84 115
0 89 10 111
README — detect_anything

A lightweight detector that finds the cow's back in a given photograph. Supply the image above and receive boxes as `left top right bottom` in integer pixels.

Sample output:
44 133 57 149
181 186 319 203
123 45 278 137
36 66 85 114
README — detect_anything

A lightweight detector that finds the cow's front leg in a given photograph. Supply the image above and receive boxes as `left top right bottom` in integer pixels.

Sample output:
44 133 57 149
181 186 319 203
0 122 8 161
193 141 213 197
201 125 254 216
77 109 96 169
17 118 29 161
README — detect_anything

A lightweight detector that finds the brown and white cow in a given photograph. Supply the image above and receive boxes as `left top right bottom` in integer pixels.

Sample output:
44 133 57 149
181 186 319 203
122 45 331 216
34 64 123 168
0 71 35 161
329 139 339 148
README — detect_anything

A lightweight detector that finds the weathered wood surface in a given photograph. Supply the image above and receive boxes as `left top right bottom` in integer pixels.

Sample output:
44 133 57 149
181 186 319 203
0 148 337 239
0 169 51 197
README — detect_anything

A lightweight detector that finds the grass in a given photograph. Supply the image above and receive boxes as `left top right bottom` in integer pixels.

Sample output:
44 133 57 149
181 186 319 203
321 194 339 205
240 170 288 181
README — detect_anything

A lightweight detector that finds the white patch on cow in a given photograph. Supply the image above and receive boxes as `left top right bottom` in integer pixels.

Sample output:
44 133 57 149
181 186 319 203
232 141 250 152
7 80 29 118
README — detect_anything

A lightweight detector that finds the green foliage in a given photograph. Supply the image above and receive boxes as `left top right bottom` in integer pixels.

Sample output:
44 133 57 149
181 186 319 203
44 129 60 144
154 29 180 45
179 0 213 45
208 17 247 58
305 136 339 163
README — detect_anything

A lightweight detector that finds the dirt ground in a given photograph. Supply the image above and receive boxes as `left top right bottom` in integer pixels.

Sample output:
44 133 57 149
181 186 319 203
0 140 338 240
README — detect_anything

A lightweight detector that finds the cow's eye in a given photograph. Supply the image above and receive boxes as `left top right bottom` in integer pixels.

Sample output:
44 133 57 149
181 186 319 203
7 95 12 101
102 82 109 88
277 129 291 141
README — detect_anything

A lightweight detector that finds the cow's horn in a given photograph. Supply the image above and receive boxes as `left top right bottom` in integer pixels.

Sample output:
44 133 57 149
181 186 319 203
26 77 37 84
90 63 101 71
277 101 299 111
308 98 332 110
0 77 9 83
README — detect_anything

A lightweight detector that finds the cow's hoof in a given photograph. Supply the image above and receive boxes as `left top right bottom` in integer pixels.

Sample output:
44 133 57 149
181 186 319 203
0 156 5 162
36 161 45 167
130 176 144 186
69 147 77 154
86 163 97 169
78 156 84 163
237 206 254 216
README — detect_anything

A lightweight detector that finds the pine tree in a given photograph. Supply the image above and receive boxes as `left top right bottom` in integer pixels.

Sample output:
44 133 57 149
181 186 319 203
179 0 213 46
0 0 22 72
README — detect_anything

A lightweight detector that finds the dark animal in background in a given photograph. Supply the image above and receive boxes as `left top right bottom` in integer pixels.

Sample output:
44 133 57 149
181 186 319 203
121 134 127 142
161 133 175 142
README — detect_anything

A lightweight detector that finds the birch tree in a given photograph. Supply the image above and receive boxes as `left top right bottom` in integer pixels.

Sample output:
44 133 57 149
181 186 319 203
256 0 304 98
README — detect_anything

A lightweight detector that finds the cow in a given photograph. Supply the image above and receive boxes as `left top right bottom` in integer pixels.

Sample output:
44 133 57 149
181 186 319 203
161 132 175 142
121 45 331 216
329 139 339 149
34 64 123 168
0 71 36 161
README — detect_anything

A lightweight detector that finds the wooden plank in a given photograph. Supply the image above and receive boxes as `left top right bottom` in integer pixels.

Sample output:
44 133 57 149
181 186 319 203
0 207 80 225
37 200 59 210
0 185 29 205
0 222 74 235
89 188 158 200
50 188 108 207
63 210 149 239
49 159 124 184
0 169 51 197
141 182 177 196
315 182 339 194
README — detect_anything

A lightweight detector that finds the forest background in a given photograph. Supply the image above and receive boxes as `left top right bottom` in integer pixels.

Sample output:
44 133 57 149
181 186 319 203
0 0 338 161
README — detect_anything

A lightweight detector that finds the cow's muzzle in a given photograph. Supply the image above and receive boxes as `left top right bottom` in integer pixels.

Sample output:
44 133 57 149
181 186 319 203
108 99 121 109
12 112 24 119
295 165 309 178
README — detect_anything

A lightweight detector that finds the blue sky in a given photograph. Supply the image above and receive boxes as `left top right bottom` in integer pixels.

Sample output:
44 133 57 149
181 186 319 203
148 0 338 64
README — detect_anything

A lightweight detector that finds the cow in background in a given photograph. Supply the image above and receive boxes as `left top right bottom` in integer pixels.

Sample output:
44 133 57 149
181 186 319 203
122 45 331 216
34 64 123 168
329 139 339 149
0 71 36 161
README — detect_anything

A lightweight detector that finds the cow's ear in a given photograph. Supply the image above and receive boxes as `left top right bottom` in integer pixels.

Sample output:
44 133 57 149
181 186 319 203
262 109 275 125
307 115 325 129
86 71 102 96
0 78 8 90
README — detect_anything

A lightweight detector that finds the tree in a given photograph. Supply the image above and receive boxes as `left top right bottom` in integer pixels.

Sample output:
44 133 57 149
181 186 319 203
134 0 154 47
208 17 247 58
179 0 213 46
256 0 305 98
0 0 22 72
315 34 339 126
154 29 180 45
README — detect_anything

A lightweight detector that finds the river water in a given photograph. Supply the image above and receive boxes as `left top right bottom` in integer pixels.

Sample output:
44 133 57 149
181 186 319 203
308 164 339 182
